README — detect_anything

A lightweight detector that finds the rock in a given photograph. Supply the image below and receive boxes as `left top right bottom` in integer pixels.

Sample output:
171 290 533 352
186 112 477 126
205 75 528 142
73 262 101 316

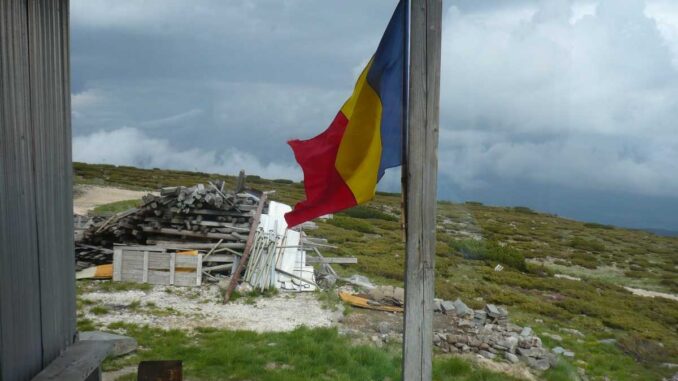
447 334 465 344
377 321 390 335
478 350 496 360
79 331 137 357
468 337 481 348
505 352 520 363
433 298 444 312
542 332 563 342
516 347 533 357
236 282 253 294
346 274 375 290
453 298 472 316
560 327 584 337
519 336 541 349
485 304 501 317
527 357 551 371
474 310 487 325
497 307 508 317
520 327 532 337
598 338 616 345
217 277 232 290
507 323 523 333
441 300 456 315
499 337 518 353
368 285 404 306
563 351 575 358
552 346 566 355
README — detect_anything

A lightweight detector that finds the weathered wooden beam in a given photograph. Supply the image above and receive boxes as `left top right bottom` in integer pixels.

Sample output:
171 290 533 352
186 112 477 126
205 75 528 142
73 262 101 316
223 193 268 302
31 340 113 381
402 0 442 380
305 257 357 264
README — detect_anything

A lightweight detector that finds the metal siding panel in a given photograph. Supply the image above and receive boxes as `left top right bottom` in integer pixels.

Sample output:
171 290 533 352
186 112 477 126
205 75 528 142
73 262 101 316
27 0 76 366
0 0 44 379
1 0 74 379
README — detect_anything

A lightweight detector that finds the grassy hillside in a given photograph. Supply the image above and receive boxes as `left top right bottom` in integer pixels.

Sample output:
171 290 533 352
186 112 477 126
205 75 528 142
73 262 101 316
74 162 678 380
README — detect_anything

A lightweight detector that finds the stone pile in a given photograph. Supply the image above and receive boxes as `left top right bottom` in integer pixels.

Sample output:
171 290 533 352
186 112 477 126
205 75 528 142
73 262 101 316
433 299 557 371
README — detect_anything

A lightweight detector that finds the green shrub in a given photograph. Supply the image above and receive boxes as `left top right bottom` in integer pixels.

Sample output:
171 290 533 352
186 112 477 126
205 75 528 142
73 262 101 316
513 206 537 214
327 216 376 234
464 201 484 206
451 239 527 271
584 222 615 230
338 205 398 221
272 179 293 184
569 237 606 252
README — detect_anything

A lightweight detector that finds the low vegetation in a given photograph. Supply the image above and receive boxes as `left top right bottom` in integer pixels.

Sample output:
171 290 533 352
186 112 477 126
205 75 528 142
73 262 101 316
74 163 678 381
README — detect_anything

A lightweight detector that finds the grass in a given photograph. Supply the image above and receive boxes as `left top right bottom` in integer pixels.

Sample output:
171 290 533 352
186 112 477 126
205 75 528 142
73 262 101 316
101 323 520 381
91 199 140 215
74 162 678 381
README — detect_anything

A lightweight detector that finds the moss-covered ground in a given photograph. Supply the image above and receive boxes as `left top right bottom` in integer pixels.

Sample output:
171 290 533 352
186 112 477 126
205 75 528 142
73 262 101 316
75 162 678 380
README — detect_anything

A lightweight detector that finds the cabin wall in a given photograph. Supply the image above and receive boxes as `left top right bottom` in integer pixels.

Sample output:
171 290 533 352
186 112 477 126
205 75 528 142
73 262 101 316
0 0 75 379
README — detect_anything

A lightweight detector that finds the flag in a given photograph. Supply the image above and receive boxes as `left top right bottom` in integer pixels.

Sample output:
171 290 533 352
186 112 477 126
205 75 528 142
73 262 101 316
284 0 407 227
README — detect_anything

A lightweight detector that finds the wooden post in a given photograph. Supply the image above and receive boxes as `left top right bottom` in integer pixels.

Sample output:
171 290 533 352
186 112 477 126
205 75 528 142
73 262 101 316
223 193 267 302
402 0 442 380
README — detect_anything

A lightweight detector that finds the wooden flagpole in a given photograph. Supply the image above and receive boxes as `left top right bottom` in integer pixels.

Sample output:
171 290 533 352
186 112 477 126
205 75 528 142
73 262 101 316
402 0 442 379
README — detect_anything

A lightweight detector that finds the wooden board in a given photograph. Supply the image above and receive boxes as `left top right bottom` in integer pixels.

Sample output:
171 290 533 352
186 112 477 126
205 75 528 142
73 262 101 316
305 257 357 264
403 1 442 380
338 292 403 313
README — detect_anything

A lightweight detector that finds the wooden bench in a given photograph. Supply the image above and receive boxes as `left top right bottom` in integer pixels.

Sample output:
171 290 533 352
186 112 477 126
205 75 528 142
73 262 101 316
31 340 113 381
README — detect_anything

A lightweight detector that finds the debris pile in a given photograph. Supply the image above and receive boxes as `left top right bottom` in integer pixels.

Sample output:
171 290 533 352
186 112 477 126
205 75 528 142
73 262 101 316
433 299 557 371
81 181 260 249
75 179 332 292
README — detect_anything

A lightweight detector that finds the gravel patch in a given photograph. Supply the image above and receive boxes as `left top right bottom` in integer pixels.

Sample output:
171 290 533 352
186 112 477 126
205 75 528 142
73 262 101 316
81 285 340 332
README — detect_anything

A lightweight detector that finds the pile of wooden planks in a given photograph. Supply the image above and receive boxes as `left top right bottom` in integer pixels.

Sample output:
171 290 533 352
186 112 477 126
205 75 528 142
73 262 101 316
81 181 265 248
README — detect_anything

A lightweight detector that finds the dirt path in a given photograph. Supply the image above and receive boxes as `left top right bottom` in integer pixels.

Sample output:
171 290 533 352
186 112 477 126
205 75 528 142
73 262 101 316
624 287 678 302
73 185 149 215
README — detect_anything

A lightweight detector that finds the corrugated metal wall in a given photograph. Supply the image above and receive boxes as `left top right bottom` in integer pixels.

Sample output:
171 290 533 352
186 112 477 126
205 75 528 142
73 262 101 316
0 0 75 380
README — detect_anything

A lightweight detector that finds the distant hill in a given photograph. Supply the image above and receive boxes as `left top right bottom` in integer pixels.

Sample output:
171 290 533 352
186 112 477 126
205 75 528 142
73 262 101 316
643 228 678 237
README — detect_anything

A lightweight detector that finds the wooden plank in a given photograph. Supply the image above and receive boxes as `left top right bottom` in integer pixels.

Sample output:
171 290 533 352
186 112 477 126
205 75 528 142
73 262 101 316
113 248 123 281
173 273 200 287
305 257 358 264
224 193 267 302
202 254 234 263
147 271 170 285
169 253 176 285
402 0 442 380
196 254 203 286
145 242 246 250
31 340 113 381
140 226 239 240
142 250 149 283
175 255 199 267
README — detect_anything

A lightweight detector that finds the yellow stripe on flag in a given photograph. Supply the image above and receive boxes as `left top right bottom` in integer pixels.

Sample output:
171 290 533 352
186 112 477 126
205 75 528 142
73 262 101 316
336 60 384 203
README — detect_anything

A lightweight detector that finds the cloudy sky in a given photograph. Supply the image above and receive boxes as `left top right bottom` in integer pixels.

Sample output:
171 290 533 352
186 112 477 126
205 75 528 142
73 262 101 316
71 0 678 230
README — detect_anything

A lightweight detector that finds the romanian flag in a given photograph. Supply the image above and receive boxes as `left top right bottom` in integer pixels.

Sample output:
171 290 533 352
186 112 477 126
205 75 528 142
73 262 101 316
285 0 407 227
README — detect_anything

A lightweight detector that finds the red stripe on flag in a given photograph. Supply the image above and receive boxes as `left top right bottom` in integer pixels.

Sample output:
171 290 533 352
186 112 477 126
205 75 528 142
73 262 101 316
284 111 357 227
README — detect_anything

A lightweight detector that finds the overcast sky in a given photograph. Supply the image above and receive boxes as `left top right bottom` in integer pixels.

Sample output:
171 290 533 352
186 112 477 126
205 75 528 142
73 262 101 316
71 0 678 230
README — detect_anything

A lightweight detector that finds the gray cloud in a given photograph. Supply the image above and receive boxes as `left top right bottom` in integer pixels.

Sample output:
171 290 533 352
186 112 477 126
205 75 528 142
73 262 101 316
70 0 678 229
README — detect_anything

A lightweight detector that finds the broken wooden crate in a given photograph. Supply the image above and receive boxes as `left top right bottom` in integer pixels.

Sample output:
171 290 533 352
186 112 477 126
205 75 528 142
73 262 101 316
113 246 205 287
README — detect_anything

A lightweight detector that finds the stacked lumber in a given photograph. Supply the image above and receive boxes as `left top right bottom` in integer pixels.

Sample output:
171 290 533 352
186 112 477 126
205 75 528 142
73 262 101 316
81 181 264 247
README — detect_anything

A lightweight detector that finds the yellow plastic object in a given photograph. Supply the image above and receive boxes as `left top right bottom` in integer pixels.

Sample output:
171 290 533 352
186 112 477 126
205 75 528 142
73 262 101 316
338 291 403 313
76 264 113 280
